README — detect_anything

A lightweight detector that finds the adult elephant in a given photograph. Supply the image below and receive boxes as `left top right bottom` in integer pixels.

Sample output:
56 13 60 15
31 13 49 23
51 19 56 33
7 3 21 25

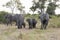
15 14 25 29
26 18 37 29
4 14 12 26
39 13 49 29
4 14 25 29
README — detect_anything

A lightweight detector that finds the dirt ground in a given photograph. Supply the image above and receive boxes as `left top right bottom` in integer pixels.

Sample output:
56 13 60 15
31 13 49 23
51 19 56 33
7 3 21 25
0 24 60 40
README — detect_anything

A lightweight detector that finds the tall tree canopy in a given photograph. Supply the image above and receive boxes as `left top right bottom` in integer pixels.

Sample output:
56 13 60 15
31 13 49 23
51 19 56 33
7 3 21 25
30 0 60 15
46 2 57 15
3 0 25 14
46 0 59 15
30 0 47 14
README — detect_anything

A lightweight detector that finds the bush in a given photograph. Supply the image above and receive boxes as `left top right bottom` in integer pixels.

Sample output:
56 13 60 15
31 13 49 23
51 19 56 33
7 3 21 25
0 11 8 23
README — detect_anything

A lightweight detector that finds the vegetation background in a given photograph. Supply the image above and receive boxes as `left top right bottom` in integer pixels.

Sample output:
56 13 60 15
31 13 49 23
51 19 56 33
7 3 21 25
0 0 60 40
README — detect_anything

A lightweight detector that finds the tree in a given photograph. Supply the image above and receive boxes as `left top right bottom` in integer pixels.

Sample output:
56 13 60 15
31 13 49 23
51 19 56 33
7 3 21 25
15 0 25 14
46 0 59 15
3 0 16 14
0 11 8 23
3 0 24 14
46 2 57 15
30 0 60 15
30 0 47 14
30 0 37 14
38 0 46 13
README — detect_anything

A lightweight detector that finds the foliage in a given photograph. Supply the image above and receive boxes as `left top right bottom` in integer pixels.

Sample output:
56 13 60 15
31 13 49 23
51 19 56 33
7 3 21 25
15 0 25 11
30 6 37 12
3 0 24 14
0 11 8 23
30 0 47 14
3 0 16 14
46 2 57 15
48 15 60 28
25 14 60 28
56 14 60 17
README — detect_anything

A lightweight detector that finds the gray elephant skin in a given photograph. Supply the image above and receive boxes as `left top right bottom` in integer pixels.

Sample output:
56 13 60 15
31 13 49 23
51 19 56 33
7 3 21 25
4 14 25 29
39 13 49 29
26 18 37 29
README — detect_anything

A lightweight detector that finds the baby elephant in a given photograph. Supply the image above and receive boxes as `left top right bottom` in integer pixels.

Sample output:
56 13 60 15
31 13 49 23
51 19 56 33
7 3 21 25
26 18 37 29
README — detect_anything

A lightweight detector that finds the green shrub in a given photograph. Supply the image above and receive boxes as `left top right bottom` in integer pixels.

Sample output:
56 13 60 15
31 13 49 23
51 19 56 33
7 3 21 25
0 11 8 23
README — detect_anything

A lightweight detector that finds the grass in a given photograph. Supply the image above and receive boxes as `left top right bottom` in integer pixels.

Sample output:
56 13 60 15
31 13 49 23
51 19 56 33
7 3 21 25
18 29 55 40
48 15 60 28
0 14 60 40
25 14 60 28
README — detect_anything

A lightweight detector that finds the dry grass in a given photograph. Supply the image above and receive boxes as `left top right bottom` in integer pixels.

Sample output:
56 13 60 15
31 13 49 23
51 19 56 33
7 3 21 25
0 24 60 40
0 15 60 40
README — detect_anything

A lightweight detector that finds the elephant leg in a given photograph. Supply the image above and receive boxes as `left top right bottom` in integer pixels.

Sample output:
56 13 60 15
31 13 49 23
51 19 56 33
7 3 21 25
19 26 22 29
33 24 36 28
6 20 9 26
18 26 22 29
18 24 22 29
17 21 22 29
22 23 25 28
9 20 12 26
7 22 8 26
41 23 44 30
10 22 12 26
19 23 22 29
44 21 48 29
29 25 32 29
44 25 47 29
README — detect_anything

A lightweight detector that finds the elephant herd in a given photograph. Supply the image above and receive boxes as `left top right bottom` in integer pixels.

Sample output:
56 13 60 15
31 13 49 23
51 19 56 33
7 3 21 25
4 13 49 30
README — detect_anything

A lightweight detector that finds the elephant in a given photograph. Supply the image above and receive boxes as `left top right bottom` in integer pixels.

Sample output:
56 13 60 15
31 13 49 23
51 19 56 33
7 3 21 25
4 14 13 26
26 18 37 29
39 13 49 29
15 14 25 29
4 14 25 29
